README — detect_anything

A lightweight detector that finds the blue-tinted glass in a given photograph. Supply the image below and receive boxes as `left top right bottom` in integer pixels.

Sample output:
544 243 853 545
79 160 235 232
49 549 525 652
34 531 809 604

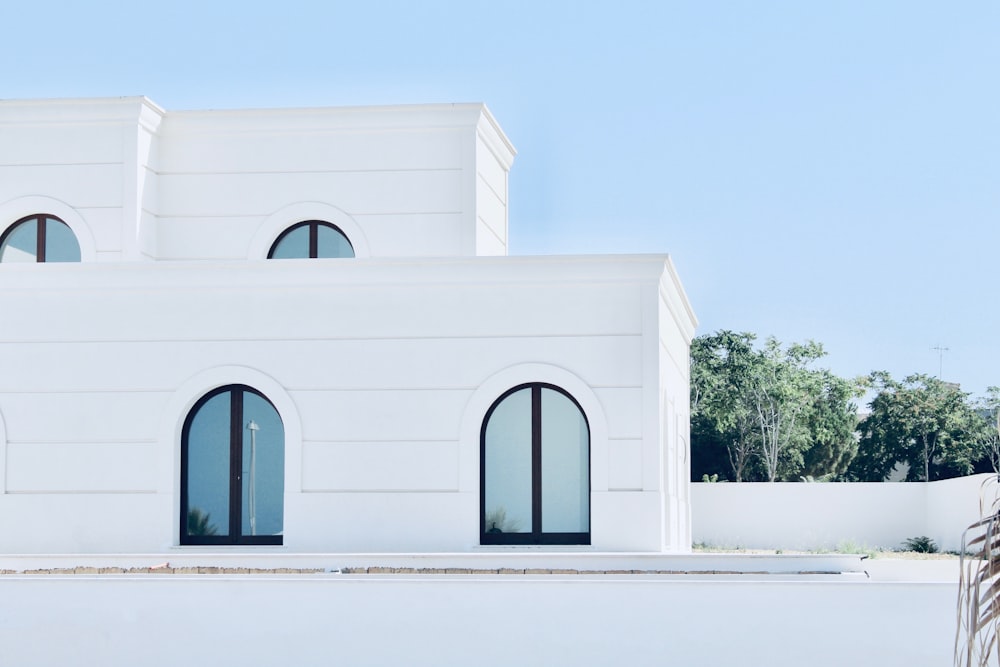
186 392 231 537
484 388 532 534
316 224 354 258
44 218 81 262
241 392 284 537
541 389 590 533
0 219 38 262
269 225 310 259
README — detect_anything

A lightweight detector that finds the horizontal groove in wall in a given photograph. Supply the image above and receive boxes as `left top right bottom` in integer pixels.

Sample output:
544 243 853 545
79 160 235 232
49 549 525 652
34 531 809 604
352 211 464 218
4 439 158 446
0 161 121 168
476 172 505 205
300 488 460 494
3 489 157 495
477 215 505 245
0 383 642 395
154 210 463 220
156 167 462 177
0 333 643 346
303 438 460 445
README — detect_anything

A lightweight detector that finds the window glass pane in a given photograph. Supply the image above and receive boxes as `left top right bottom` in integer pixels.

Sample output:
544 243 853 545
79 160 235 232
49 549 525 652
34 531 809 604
484 388 532 534
0 219 38 262
44 218 81 262
541 388 590 533
316 224 354 258
185 392 231 537
270 225 310 259
241 392 285 537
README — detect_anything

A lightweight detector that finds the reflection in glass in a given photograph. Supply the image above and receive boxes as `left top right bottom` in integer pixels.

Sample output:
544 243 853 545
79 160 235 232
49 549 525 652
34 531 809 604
269 224 310 259
0 218 37 262
484 388 532 534
0 216 81 263
182 386 284 544
44 217 81 262
316 223 354 258
241 392 284 537
268 221 354 259
482 384 590 544
185 392 230 537
541 388 590 533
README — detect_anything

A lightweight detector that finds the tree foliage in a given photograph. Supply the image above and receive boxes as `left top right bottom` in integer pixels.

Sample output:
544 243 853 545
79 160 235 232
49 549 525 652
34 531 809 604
690 331 861 482
974 387 1000 474
849 373 982 482
801 369 862 479
691 331 998 483
690 331 759 481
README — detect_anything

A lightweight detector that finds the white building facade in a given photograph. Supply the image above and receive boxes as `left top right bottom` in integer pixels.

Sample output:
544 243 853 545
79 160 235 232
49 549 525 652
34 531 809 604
0 97 696 554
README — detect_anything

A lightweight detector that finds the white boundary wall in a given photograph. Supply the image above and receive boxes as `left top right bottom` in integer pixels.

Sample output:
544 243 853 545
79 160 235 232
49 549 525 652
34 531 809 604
691 473 994 552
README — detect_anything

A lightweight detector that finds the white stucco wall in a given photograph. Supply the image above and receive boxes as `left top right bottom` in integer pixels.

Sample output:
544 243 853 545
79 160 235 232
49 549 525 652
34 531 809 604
0 255 695 553
0 97 515 262
0 97 697 556
691 474 993 552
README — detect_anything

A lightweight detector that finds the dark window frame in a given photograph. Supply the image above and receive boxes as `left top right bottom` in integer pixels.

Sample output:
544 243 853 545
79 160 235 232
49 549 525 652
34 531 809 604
267 220 354 259
180 384 284 546
0 214 77 263
480 382 591 546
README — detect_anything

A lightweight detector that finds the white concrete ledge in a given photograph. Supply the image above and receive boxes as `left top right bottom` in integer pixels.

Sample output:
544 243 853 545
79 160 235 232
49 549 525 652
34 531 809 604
0 551 867 576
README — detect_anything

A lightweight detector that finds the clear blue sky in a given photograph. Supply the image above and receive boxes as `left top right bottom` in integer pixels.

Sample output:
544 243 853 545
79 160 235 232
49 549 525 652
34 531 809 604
4 1 998 397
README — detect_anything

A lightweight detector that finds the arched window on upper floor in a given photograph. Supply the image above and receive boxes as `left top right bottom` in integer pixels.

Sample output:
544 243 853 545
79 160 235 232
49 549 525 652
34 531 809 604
180 385 285 545
268 220 354 259
481 383 591 545
0 214 81 263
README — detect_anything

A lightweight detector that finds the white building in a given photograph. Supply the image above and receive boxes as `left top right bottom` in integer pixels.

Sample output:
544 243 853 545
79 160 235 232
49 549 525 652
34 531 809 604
0 97 697 555
0 99 960 667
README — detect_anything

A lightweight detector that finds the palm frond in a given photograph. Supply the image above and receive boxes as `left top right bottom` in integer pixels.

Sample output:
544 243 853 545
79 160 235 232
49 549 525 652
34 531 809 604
956 476 1000 667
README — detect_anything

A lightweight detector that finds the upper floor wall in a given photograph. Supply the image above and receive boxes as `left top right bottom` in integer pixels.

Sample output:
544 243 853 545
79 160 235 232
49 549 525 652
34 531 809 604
0 97 515 261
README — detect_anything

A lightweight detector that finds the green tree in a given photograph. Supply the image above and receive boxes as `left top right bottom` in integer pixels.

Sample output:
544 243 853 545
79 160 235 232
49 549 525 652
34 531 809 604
973 386 1000 473
850 373 980 481
800 369 862 479
690 331 760 482
690 331 861 482
749 338 828 482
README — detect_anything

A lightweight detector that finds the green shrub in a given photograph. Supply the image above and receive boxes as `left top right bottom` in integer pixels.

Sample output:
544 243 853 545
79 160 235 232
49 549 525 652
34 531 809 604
901 536 938 553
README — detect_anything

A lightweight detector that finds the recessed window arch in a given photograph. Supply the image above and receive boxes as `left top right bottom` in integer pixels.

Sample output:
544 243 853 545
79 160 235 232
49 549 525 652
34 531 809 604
0 214 81 263
481 383 591 545
180 384 285 545
267 220 354 259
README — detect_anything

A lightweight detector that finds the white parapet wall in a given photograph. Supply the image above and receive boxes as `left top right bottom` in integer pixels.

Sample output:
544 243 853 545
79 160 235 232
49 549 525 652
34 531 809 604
691 473 994 552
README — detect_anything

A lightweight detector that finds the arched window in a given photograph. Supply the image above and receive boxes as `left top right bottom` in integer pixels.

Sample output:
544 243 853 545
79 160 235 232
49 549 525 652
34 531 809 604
0 214 81 263
480 383 590 545
268 220 354 259
180 385 285 545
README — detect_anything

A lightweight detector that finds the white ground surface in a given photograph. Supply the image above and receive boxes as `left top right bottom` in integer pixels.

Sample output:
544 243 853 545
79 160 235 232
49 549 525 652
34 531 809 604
0 554 959 666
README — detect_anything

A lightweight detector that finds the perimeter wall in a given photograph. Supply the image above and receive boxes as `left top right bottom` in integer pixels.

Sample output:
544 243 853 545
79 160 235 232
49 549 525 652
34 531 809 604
691 473 994 552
